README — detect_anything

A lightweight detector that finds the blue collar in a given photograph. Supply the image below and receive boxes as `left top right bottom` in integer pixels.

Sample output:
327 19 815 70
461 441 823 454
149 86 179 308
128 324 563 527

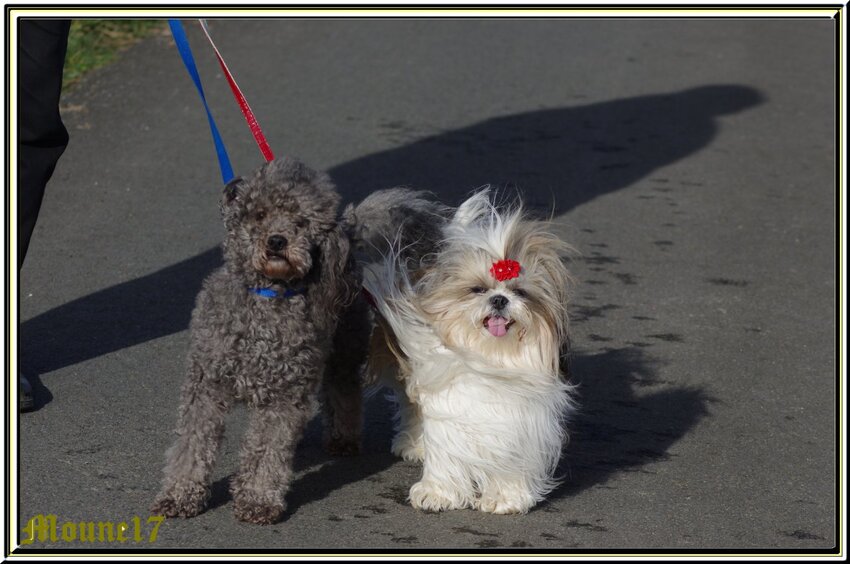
249 287 306 299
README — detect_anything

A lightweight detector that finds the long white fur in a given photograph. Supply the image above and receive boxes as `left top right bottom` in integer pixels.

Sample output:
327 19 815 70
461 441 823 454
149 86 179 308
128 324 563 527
363 190 576 514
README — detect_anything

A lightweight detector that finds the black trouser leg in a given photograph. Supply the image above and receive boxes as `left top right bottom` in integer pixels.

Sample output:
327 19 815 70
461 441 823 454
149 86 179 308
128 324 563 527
18 19 70 268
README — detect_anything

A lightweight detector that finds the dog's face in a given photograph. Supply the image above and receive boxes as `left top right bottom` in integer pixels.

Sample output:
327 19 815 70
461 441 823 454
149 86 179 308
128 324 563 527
220 159 342 286
416 193 573 371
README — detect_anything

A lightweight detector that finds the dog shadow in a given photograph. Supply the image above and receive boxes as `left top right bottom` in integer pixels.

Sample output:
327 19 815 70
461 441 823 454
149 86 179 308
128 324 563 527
202 392 401 517
200 348 708 517
547 346 713 501
203 453 399 520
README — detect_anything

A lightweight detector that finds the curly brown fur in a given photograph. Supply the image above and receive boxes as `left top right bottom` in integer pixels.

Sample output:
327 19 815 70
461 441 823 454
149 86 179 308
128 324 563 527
151 158 447 524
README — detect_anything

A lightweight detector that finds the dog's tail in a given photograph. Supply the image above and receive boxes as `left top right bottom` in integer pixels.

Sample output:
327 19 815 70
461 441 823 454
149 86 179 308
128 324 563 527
342 188 449 264
343 189 448 390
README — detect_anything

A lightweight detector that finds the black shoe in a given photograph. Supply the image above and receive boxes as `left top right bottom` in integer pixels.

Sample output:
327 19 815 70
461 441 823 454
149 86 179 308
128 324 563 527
20 373 34 412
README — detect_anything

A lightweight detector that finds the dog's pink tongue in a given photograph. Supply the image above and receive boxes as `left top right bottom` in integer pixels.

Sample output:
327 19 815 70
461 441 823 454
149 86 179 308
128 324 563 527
486 316 508 337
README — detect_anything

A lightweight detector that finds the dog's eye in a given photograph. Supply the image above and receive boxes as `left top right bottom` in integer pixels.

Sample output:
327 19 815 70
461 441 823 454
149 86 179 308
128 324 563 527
256 210 267 221
514 288 528 298
295 219 309 229
470 286 487 294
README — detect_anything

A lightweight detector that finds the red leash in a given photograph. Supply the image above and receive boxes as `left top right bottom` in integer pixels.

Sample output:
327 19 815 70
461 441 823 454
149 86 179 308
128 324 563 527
198 20 275 162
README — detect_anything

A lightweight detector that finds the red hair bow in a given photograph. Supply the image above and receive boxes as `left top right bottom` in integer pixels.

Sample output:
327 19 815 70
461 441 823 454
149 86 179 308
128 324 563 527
490 259 521 281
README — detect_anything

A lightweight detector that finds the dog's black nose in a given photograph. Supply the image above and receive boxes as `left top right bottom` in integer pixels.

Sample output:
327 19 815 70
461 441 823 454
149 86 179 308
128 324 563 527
489 294 509 310
267 235 288 252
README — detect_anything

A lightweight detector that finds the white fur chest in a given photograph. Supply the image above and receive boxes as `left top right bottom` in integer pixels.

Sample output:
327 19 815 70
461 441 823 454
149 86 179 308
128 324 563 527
411 354 572 472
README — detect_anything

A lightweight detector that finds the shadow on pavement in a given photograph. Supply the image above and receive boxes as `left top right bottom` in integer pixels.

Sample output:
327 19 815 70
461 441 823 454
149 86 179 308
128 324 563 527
20 85 748 494
201 452 401 520
21 85 755 430
332 85 763 211
194 346 712 519
548 346 713 501
20 247 222 385
201 392 401 517
20 85 732 507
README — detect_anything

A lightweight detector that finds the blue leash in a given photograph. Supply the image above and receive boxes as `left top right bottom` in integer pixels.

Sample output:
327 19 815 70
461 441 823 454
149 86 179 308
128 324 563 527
168 19 234 185
170 21 303 302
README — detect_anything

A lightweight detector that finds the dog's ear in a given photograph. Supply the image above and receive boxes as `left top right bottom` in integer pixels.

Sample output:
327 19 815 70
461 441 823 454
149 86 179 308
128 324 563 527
222 176 244 205
316 223 356 310
220 177 245 226
449 188 491 229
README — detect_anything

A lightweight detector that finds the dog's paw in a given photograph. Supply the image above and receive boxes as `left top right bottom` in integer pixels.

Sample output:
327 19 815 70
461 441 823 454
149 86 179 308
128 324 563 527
232 498 285 525
391 433 425 463
150 484 209 518
323 435 360 457
476 486 535 515
409 480 466 512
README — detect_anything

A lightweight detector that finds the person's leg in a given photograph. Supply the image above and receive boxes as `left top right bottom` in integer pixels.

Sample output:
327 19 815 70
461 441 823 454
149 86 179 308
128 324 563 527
19 19 70 265
18 19 71 410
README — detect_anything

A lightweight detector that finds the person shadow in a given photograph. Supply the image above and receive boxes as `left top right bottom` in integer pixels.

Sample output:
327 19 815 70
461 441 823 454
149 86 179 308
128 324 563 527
20 247 223 407
20 84 757 507
21 84 763 381
331 84 763 211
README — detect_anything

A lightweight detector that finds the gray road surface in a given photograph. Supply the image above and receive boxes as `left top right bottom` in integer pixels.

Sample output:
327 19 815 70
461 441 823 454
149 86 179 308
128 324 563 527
18 18 837 553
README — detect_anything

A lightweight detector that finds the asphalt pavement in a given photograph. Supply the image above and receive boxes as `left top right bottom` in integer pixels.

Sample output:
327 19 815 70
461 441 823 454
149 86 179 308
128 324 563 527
17 17 838 553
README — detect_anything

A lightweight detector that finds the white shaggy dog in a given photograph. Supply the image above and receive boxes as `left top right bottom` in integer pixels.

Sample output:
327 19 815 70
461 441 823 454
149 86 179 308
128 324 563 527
364 191 576 514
